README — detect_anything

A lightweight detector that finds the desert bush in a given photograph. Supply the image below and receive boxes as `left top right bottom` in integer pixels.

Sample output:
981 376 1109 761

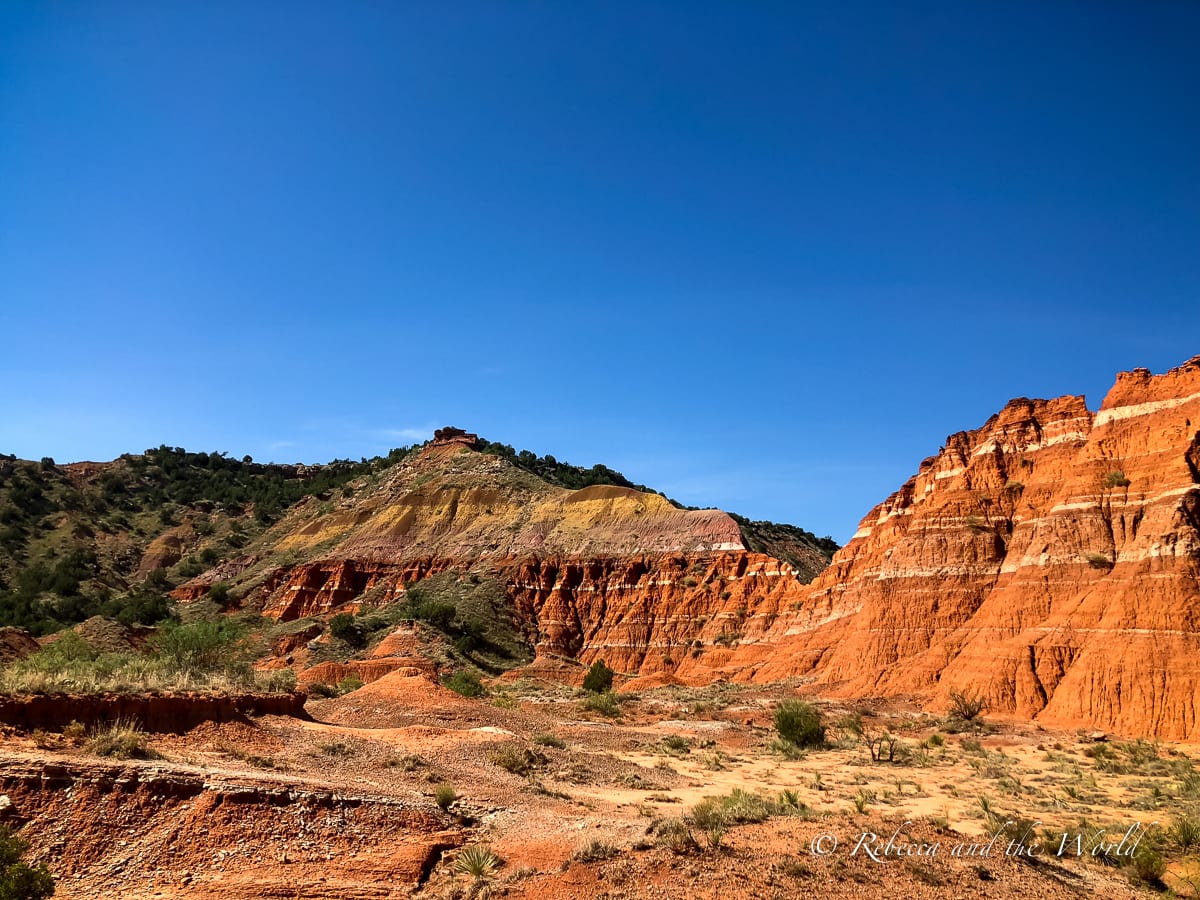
336 675 363 695
573 839 620 862
582 659 615 694
434 783 457 811
1104 471 1131 489
384 753 424 771
654 818 698 855
0 824 55 900
774 699 824 749
259 668 297 693
328 613 367 648
86 718 158 760
151 619 248 673
949 690 986 723
441 669 485 698
660 734 692 755
1170 813 1200 852
533 733 566 749
490 745 547 776
866 732 910 763
581 690 621 717
1127 844 1166 887
1084 552 1115 570
852 789 874 813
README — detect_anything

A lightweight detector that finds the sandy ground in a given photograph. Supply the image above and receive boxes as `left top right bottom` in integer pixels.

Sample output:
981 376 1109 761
2 673 1196 898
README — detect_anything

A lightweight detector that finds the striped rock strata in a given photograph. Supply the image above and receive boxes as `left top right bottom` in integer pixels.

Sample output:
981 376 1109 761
731 356 1200 739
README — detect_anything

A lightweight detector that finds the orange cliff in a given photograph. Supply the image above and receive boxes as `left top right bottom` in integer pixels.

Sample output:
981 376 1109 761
736 356 1200 740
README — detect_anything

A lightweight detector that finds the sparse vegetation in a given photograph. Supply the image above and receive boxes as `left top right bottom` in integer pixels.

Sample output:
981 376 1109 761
434 783 457 811
0 622 283 695
452 844 502 881
573 839 620 863
490 744 548 777
85 718 159 760
774 699 825 749
581 690 621 717
1104 471 1132 489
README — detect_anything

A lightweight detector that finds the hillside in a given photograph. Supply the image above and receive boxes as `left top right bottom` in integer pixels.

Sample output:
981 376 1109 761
0 435 836 637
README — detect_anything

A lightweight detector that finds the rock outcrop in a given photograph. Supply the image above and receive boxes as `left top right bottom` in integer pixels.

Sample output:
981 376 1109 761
736 356 1200 739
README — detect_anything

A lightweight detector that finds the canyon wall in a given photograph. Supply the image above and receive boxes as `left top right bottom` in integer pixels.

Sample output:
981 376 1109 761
737 357 1200 738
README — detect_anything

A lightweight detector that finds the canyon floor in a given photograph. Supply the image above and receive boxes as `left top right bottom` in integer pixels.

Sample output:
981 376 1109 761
3 674 1196 899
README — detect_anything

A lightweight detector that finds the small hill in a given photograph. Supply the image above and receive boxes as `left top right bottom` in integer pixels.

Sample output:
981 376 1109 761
0 437 836 636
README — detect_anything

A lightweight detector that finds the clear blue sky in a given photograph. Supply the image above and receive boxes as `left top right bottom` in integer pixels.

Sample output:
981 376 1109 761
2 3 1197 542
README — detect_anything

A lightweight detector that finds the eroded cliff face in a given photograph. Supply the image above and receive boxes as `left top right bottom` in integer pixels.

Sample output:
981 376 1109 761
744 357 1200 739
170 358 1200 738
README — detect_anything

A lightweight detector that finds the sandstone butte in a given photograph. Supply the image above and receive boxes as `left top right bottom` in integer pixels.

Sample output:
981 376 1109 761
173 357 1200 740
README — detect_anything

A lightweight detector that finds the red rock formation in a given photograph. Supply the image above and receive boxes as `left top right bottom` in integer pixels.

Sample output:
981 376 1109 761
742 356 1200 739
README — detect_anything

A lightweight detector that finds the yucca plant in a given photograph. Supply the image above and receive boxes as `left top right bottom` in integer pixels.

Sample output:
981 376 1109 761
452 844 501 881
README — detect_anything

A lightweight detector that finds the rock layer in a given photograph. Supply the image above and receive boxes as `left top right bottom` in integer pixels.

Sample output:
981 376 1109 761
739 356 1200 739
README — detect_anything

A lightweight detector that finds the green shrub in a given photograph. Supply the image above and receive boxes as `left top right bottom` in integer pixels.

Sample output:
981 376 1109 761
533 733 566 749
328 613 367 648
259 668 297 693
1127 844 1165 886
434 783 457 811
336 675 363 695
442 669 485 698
774 699 824 748
581 690 621 717
582 660 615 694
151 619 247 673
1170 812 1200 851
1104 471 1131 489
0 824 55 900
654 818 698 855
206 582 231 605
660 734 692 755
452 844 501 880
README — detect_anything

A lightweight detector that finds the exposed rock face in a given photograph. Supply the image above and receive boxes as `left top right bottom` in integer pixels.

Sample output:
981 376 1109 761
0 627 39 664
740 357 1200 739
506 552 801 678
2 759 460 898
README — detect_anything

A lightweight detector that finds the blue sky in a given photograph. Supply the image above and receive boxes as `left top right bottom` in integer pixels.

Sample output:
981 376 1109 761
2 2 1197 542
